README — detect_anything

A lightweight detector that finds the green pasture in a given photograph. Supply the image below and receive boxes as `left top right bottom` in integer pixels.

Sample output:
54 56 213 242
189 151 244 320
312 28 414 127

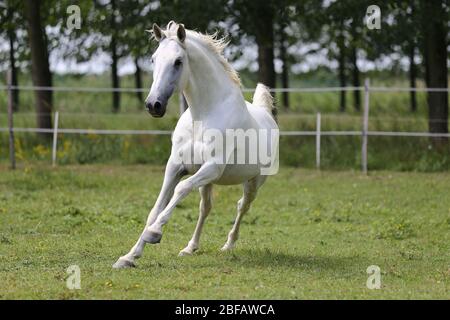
0 165 448 299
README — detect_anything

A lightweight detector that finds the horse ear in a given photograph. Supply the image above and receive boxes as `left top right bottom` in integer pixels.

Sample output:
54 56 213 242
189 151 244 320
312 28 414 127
177 24 186 42
152 23 164 41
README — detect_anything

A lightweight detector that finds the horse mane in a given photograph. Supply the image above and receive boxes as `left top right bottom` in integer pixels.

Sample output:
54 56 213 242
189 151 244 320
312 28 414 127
161 22 242 87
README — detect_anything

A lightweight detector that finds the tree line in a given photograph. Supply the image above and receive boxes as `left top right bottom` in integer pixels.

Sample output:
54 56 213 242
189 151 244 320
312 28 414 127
0 0 448 142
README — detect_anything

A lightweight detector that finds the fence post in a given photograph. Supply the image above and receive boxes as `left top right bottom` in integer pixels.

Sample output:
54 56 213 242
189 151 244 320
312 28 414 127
7 70 16 170
362 78 370 174
316 112 321 169
52 111 59 167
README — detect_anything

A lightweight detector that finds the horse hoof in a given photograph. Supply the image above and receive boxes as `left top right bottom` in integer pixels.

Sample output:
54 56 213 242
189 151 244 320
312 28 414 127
178 248 195 257
141 229 163 244
220 243 235 251
112 257 136 269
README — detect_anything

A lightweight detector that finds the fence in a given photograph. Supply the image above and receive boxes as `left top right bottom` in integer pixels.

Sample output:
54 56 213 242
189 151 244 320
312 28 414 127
2 77 449 172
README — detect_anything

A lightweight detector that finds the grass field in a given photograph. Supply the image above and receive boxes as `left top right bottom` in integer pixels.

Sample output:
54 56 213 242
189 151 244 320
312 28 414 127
0 164 449 299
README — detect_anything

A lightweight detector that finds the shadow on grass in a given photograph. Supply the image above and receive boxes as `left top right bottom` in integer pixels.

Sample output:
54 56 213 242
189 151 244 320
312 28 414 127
222 248 365 272
135 246 366 275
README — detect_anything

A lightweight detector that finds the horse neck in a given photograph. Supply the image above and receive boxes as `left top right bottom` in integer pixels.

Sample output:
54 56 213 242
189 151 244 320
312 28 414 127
182 41 243 121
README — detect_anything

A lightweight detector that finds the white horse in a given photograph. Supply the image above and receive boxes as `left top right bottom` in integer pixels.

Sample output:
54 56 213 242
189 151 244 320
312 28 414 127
113 21 278 268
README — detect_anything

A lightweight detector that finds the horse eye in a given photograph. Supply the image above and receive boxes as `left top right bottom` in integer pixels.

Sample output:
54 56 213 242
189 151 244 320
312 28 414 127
174 59 182 67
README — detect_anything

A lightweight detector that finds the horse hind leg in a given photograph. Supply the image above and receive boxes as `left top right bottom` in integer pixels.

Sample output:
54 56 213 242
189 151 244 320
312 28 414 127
221 175 266 251
179 184 213 256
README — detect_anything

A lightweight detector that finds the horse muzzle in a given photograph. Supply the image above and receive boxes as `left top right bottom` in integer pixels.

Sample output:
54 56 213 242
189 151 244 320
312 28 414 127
145 100 167 118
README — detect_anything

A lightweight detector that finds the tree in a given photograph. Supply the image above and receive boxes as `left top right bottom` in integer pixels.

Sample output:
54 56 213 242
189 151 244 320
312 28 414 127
84 0 131 112
317 0 370 112
349 38 361 111
278 27 290 108
24 0 52 135
274 2 304 109
88 0 125 112
228 0 277 89
345 1 374 112
337 30 347 112
421 0 448 144
322 1 352 112
381 1 421 112
110 0 120 112
407 2 418 113
0 0 25 111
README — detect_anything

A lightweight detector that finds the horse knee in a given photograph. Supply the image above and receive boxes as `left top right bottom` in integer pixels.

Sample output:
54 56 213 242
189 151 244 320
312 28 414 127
238 193 255 213
174 180 193 197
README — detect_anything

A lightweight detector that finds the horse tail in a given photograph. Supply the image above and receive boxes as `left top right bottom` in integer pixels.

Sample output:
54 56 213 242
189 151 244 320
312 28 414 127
252 83 277 122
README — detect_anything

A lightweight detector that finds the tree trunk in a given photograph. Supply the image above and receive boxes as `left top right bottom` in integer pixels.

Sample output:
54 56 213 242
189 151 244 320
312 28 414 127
24 0 52 136
409 44 417 113
111 39 120 112
8 29 19 112
279 29 289 109
255 4 276 90
350 46 360 111
110 0 120 112
257 44 276 90
134 57 143 102
423 41 430 88
422 0 448 144
337 38 346 112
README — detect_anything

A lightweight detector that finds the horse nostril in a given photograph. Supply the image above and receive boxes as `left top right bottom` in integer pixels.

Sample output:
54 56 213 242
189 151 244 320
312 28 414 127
145 101 152 111
154 101 162 113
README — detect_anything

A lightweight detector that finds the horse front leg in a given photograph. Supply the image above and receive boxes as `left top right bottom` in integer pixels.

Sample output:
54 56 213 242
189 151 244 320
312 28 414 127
113 160 185 268
141 162 224 245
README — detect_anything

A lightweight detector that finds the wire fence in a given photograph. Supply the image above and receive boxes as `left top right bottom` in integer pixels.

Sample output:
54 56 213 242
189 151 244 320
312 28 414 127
2 77 449 171
1 85 449 93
